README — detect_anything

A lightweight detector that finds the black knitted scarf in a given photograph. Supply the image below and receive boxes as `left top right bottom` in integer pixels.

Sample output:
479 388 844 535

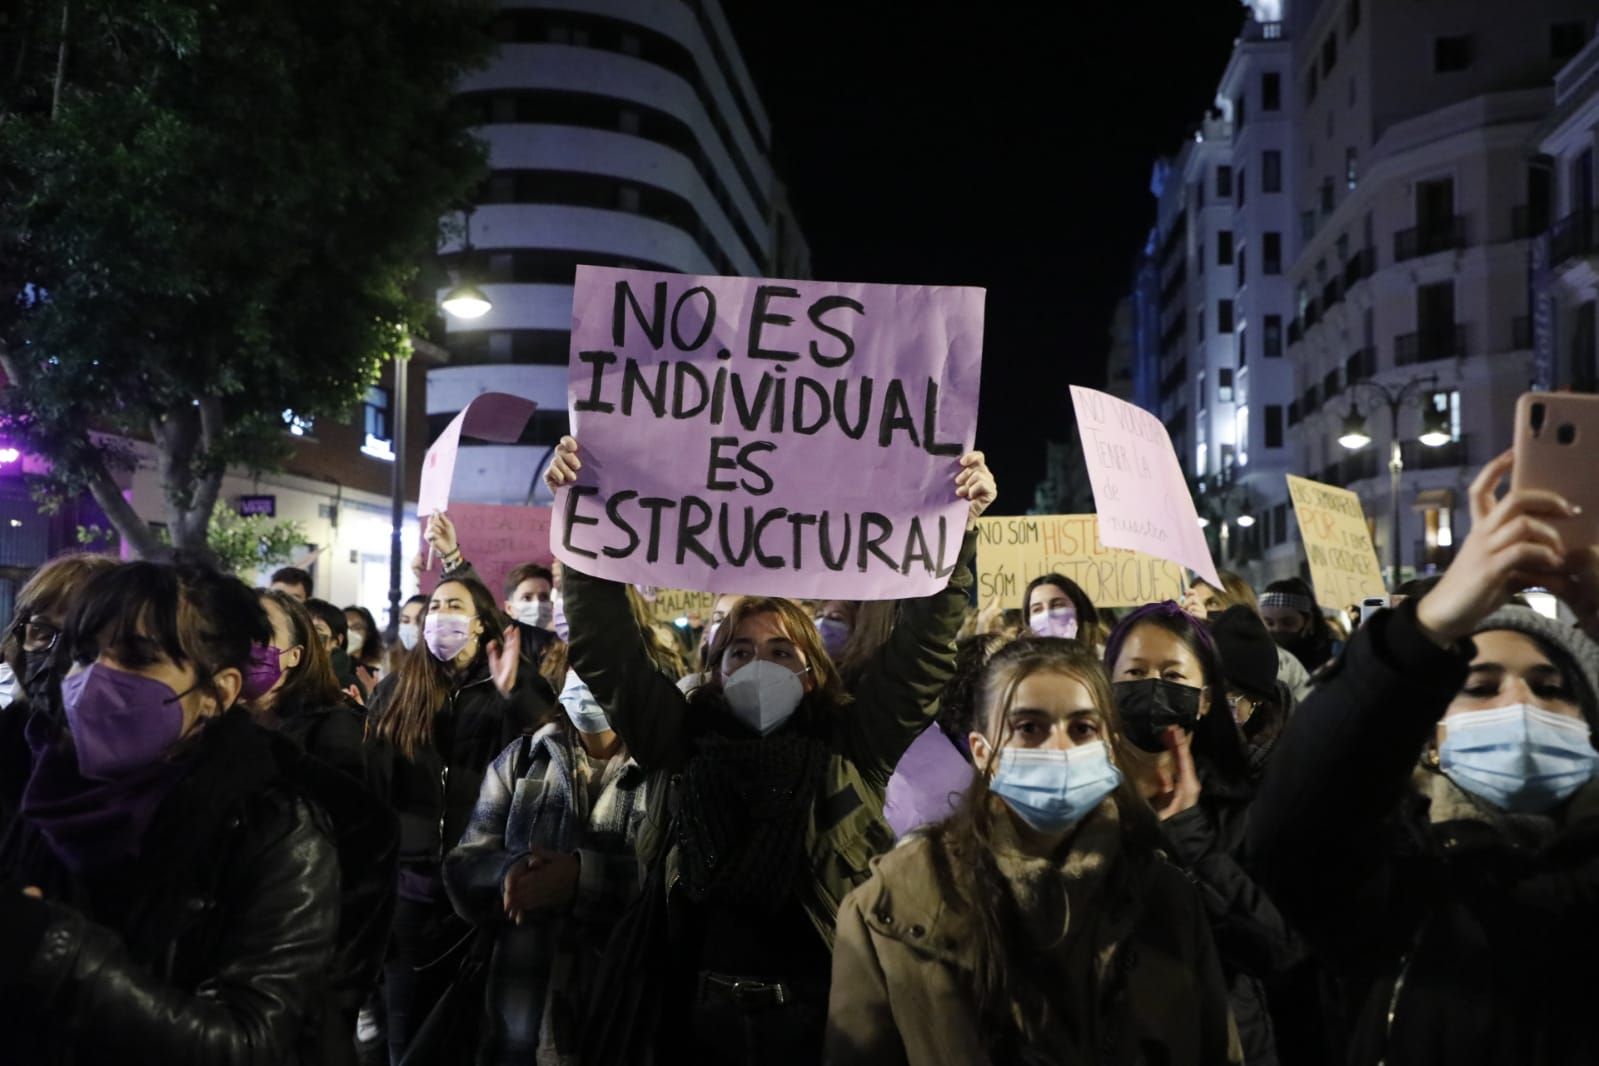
674 730 829 912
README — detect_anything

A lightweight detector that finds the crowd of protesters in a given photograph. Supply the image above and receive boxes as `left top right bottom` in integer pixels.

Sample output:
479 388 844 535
1 438 1596 1066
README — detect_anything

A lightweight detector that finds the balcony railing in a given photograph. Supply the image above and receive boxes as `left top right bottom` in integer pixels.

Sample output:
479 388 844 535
1393 216 1468 262
1345 346 1377 384
1551 209 1599 267
1394 324 1467 366
1343 248 1377 289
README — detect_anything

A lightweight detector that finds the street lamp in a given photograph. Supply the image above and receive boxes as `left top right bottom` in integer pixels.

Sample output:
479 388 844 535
1336 374 1444 588
440 207 492 320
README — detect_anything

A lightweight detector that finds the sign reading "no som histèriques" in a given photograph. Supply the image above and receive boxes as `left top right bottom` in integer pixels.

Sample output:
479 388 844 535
551 266 985 600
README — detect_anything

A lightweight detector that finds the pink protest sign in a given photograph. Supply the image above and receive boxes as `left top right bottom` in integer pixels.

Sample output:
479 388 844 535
417 392 539 517
552 266 984 599
421 503 554 602
1069 385 1220 589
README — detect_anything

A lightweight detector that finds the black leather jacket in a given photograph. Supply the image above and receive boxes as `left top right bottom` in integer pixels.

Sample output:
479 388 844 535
1 709 342 1065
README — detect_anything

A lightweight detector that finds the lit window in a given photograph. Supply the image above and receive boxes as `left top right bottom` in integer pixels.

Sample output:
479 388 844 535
1236 405 1250 466
283 410 315 437
362 387 395 462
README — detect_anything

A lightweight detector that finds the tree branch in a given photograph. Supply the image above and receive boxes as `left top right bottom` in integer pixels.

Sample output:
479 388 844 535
184 395 226 547
50 1 68 122
84 453 162 558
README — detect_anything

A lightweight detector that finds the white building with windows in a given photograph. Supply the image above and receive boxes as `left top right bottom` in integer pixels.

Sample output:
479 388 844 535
1532 28 1599 392
1271 0 1594 584
432 0 809 506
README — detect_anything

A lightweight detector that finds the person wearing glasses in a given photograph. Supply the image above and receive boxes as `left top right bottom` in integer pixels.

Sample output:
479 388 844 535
0 554 118 836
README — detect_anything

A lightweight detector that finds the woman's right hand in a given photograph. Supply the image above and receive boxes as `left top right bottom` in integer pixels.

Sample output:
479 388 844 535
1415 451 1576 646
425 512 459 559
543 436 581 493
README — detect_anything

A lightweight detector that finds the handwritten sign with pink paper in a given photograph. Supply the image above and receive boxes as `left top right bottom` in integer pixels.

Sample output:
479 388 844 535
421 503 553 602
1069 385 1220 589
417 392 538 517
552 266 985 599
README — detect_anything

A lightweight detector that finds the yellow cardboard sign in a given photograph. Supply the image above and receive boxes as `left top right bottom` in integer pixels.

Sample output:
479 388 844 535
1286 474 1387 609
647 588 718 626
975 514 1187 610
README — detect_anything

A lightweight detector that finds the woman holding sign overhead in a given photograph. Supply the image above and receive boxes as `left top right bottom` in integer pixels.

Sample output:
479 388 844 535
546 435 994 1066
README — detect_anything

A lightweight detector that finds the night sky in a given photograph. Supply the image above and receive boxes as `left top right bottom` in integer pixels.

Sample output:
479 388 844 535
726 2 1241 513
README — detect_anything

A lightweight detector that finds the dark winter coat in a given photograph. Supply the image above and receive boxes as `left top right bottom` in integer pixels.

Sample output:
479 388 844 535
1248 601 1599 1066
0 708 342 1065
365 660 549 881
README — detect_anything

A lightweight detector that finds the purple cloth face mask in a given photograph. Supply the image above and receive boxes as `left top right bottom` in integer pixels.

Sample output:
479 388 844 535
815 617 851 660
62 664 187 781
1029 606 1079 640
240 644 284 700
425 612 474 661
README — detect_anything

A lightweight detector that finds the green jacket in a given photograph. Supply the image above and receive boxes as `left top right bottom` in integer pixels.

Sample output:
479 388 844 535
562 531 976 946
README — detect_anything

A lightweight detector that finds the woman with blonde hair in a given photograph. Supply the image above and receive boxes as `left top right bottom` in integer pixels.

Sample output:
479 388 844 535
827 638 1237 1064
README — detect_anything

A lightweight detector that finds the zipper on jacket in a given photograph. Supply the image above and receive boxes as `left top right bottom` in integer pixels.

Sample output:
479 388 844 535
436 764 450 865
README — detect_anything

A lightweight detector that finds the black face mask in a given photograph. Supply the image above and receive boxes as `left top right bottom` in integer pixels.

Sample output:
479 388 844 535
22 646 57 702
1113 678 1203 753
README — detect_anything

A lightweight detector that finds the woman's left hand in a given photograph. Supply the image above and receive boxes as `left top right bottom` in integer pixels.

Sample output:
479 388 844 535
1158 727 1202 821
956 451 997 530
504 847 580 922
487 626 521 697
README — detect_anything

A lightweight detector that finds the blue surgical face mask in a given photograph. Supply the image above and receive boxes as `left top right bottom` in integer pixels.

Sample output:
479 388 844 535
1440 703 1599 814
558 670 610 735
988 740 1123 834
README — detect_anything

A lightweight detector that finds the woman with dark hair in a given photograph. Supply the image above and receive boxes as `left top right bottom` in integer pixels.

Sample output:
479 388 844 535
1105 602 1301 1065
1259 577 1340 674
248 589 398 1066
0 558 341 1062
0 554 117 834
1023 572 1106 649
1249 453 1599 1065
546 435 994 1064
396 594 428 656
827 638 1237 1064
365 575 551 1064
345 604 387 684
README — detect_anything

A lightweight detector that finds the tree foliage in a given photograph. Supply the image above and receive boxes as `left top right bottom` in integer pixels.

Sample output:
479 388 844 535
0 0 491 555
78 510 306 575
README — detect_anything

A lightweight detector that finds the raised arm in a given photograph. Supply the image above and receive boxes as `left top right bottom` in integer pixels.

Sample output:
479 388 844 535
840 450 994 788
547 433 692 771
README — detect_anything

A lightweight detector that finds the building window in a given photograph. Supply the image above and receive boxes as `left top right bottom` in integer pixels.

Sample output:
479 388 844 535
1235 91 1247 129
1236 405 1251 466
1197 239 1206 275
1263 72 1281 111
1265 404 1284 448
1238 247 1247 286
1216 165 1233 199
1264 232 1282 274
1426 389 1462 441
1196 439 1208 476
1346 147 1359 190
1197 371 1207 412
1435 35 1474 72
362 386 395 461
1347 0 1361 33
1218 230 1234 265
1552 21 1587 60
1322 34 1338 75
1196 307 1206 341
1218 368 1235 402
1239 327 1248 367
1218 300 1235 334
1300 210 1317 242
1264 314 1284 357
1238 168 1247 206
1195 179 1205 209
1321 177 1335 215
1306 66 1319 104
1263 150 1282 193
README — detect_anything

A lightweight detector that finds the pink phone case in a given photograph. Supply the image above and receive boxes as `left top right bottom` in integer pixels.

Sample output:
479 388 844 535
1510 392 1599 549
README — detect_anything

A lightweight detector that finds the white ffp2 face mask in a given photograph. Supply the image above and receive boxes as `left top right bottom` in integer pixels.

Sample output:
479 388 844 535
514 599 554 630
397 622 420 651
722 659 806 736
